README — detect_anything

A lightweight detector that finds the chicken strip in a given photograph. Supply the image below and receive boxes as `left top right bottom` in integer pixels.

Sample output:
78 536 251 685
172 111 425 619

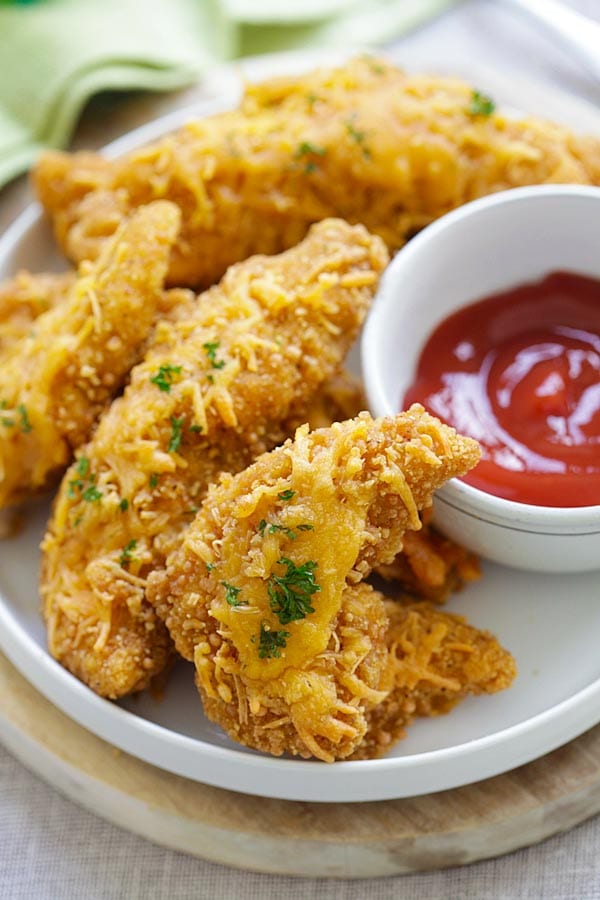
0 201 180 508
41 219 388 699
0 270 76 354
375 507 481 603
353 600 517 760
35 56 600 287
301 373 482 602
148 407 481 761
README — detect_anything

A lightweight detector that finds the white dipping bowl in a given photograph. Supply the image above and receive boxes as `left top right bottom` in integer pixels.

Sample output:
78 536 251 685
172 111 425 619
362 185 600 574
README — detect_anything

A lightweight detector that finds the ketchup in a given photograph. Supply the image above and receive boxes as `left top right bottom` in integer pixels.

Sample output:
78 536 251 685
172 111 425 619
403 272 600 507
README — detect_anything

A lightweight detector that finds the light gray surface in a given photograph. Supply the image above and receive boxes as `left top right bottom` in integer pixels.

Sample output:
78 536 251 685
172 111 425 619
2 0 600 896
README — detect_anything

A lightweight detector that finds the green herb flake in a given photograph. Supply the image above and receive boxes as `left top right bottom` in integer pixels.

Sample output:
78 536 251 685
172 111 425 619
295 141 327 174
168 415 185 454
267 557 320 625
203 341 226 370
82 483 102 503
149 473 160 489
468 90 495 117
75 456 89 477
189 424 203 433
206 562 216 573
296 141 327 158
0 399 13 428
222 580 246 607
346 120 371 159
259 522 314 541
258 622 291 659
119 539 137 568
67 456 102 503
278 490 295 502
17 404 32 433
150 364 182 393
119 498 129 512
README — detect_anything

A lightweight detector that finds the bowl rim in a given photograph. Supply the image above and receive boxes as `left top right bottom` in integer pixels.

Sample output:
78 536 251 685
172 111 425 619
361 183 600 523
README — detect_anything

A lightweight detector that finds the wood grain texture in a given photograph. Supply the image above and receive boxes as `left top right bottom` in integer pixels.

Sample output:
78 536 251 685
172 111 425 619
2 650 600 878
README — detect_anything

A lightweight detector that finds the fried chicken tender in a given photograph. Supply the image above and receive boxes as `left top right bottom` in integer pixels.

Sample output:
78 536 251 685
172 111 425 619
148 407 481 761
0 270 76 354
41 219 388 699
0 201 180 508
353 600 517 759
34 57 600 288
376 507 481 603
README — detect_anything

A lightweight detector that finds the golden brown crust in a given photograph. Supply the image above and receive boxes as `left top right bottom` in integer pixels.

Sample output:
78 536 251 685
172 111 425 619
0 270 76 354
0 201 180 508
375 508 481 603
149 408 481 761
41 220 388 699
352 600 517 759
34 56 600 287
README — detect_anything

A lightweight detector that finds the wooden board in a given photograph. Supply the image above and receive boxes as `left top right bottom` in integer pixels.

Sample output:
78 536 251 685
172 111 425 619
3 649 600 878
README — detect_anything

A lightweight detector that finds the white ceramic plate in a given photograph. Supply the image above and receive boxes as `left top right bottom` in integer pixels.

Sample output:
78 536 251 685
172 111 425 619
1 49 600 803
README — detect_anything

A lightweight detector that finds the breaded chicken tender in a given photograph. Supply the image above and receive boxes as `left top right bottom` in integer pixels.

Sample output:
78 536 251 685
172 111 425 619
376 507 481 603
41 219 388 699
148 407 482 761
0 201 180 508
35 57 600 287
353 600 517 759
0 270 76 354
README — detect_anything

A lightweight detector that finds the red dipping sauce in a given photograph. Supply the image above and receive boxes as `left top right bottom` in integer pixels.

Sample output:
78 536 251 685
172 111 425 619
404 272 600 507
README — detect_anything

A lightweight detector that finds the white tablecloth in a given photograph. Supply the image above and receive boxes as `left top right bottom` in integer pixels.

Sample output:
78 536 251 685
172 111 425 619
2 1 600 897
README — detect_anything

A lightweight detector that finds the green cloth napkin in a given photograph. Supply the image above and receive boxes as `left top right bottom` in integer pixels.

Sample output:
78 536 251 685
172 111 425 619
0 0 455 188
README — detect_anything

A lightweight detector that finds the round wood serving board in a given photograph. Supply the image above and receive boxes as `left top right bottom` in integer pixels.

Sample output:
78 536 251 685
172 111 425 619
3 649 600 878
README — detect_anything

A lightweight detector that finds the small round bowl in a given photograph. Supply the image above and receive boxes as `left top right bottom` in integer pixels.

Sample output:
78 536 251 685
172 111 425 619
362 185 600 573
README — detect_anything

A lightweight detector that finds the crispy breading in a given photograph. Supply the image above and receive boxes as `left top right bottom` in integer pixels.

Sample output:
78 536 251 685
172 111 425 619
34 56 600 287
40 219 388 699
352 600 517 759
376 507 481 603
0 201 180 508
0 270 76 354
148 408 482 761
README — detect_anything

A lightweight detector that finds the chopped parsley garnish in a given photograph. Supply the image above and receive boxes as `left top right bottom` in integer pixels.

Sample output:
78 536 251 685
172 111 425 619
3 403 33 433
295 141 327 174
119 539 137 568
278 490 295 502
346 120 371 159
119 498 129 512
258 520 313 541
150 364 182 393
0 400 13 428
206 562 216 572
149 473 160 489
168 415 185 453
258 622 291 659
82 484 103 503
306 92 319 108
267 557 320 625
203 341 226 370
222 581 246 607
189 424 203 433
468 90 495 117
68 456 102 503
